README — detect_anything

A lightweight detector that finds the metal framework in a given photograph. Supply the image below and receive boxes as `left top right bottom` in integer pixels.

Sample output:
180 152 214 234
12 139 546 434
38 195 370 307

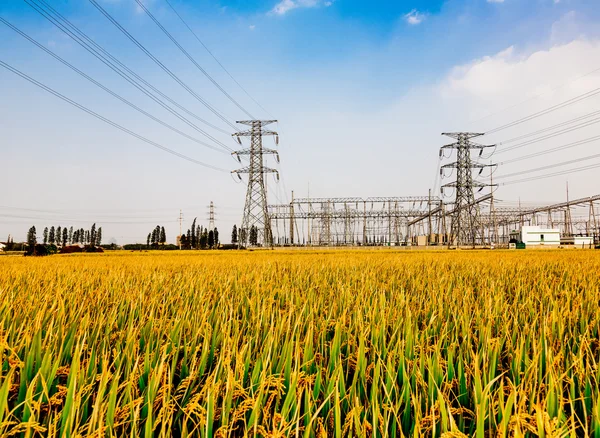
440 133 496 247
269 195 443 246
232 120 279 247
208 201 215 231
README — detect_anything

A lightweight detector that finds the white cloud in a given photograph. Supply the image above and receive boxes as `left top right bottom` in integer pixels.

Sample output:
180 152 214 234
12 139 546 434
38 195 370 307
487 0 505 3
269 0 331 16
249 24 256 30
403 9 426 25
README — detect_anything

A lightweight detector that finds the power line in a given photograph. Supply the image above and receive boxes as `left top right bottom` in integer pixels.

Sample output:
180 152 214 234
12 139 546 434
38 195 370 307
499 135 600 165
0 16 229 155
88 0 239 132
25 0 235 151
0 213 179 225
496 116 600 154
497 109 600 145
134 0 255 120
485 86 600 135
470 64 600 126
0 59 228 172
163 0 273 118
496 152 600 180
500 162 600 186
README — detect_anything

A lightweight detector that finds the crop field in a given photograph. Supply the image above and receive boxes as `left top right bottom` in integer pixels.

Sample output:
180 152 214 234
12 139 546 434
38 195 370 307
1 250 599 437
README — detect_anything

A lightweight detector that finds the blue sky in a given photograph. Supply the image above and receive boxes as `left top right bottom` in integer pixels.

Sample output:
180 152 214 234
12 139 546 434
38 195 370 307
1 0 600 243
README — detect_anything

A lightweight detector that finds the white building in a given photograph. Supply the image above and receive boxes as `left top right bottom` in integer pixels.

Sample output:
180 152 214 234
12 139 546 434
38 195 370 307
510 226 561 247
561 236 595 247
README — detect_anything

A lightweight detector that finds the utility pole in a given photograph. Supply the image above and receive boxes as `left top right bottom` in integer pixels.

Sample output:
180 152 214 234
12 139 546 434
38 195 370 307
427 189 432 246
565 182 573 237
290 191 295 246
232 120 279 247
489 162 498 246
208 201 215 231
440 132 496 248
178 210 183 250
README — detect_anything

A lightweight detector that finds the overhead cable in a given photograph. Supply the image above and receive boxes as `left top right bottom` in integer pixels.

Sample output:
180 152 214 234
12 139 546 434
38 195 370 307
134 0 255 119
0 59 228 172
88 0 239 132
163 0 273 118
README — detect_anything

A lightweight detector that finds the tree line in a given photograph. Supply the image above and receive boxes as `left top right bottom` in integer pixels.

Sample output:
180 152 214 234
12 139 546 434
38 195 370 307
24 223 102 255
143 219 221 250
179 218 219 250
230 224 259 246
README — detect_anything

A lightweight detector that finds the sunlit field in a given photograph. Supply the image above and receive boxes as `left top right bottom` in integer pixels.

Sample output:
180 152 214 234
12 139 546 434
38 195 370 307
1 250 599 437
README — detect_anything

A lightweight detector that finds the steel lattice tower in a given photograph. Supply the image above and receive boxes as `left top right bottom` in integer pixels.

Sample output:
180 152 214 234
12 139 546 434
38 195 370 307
208 201 215 231
440 132 496 248
232 120 279 247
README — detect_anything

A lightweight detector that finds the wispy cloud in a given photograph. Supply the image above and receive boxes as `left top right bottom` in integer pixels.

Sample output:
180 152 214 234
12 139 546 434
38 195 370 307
269 0 332 16
249 24 256 30
486 0 505 3
403 9 426 25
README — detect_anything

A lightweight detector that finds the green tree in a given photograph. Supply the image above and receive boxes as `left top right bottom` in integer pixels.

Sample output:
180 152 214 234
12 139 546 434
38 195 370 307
214 228 219 248
90 223 97 247
231 225 238 244
208 230 215 249
249 225 258 246
191 218 197 248
43 227 49 245
49 226 55 245
56 227 62 246
26 226 37 254
68 226 73 244
160 226 166 246
97 227 102 246
62 228 68 247
147 233 151 248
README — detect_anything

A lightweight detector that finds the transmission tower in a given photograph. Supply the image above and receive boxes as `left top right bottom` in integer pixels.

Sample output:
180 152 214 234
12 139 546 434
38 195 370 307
440 132 496 248
232 120 280 247
208 201 215 231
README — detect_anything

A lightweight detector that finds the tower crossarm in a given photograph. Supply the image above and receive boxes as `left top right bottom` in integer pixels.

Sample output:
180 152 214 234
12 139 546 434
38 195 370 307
441 162 495 170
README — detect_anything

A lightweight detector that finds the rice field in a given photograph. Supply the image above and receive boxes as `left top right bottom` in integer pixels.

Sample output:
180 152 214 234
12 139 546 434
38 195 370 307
1 249 599 437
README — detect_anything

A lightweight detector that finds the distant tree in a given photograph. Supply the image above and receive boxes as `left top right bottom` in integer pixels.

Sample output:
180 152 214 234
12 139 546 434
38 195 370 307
231 225 238 244
90 223 97 247
147 233 151 248
97 227 102 246
85 230 90 244
62 227 68 247
180 233 188 249
208 230 215 249
26 226 37 254
196 225 201 249
249 225 258 246
43 227 49 245
49 226 55 245
56 227 62 246
214 228 219 248
186 229 191 249
239 228 247 245
68 226 73 244
191 218 197 249
160 226 166 246
200 229 208 249
151 228 157 247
